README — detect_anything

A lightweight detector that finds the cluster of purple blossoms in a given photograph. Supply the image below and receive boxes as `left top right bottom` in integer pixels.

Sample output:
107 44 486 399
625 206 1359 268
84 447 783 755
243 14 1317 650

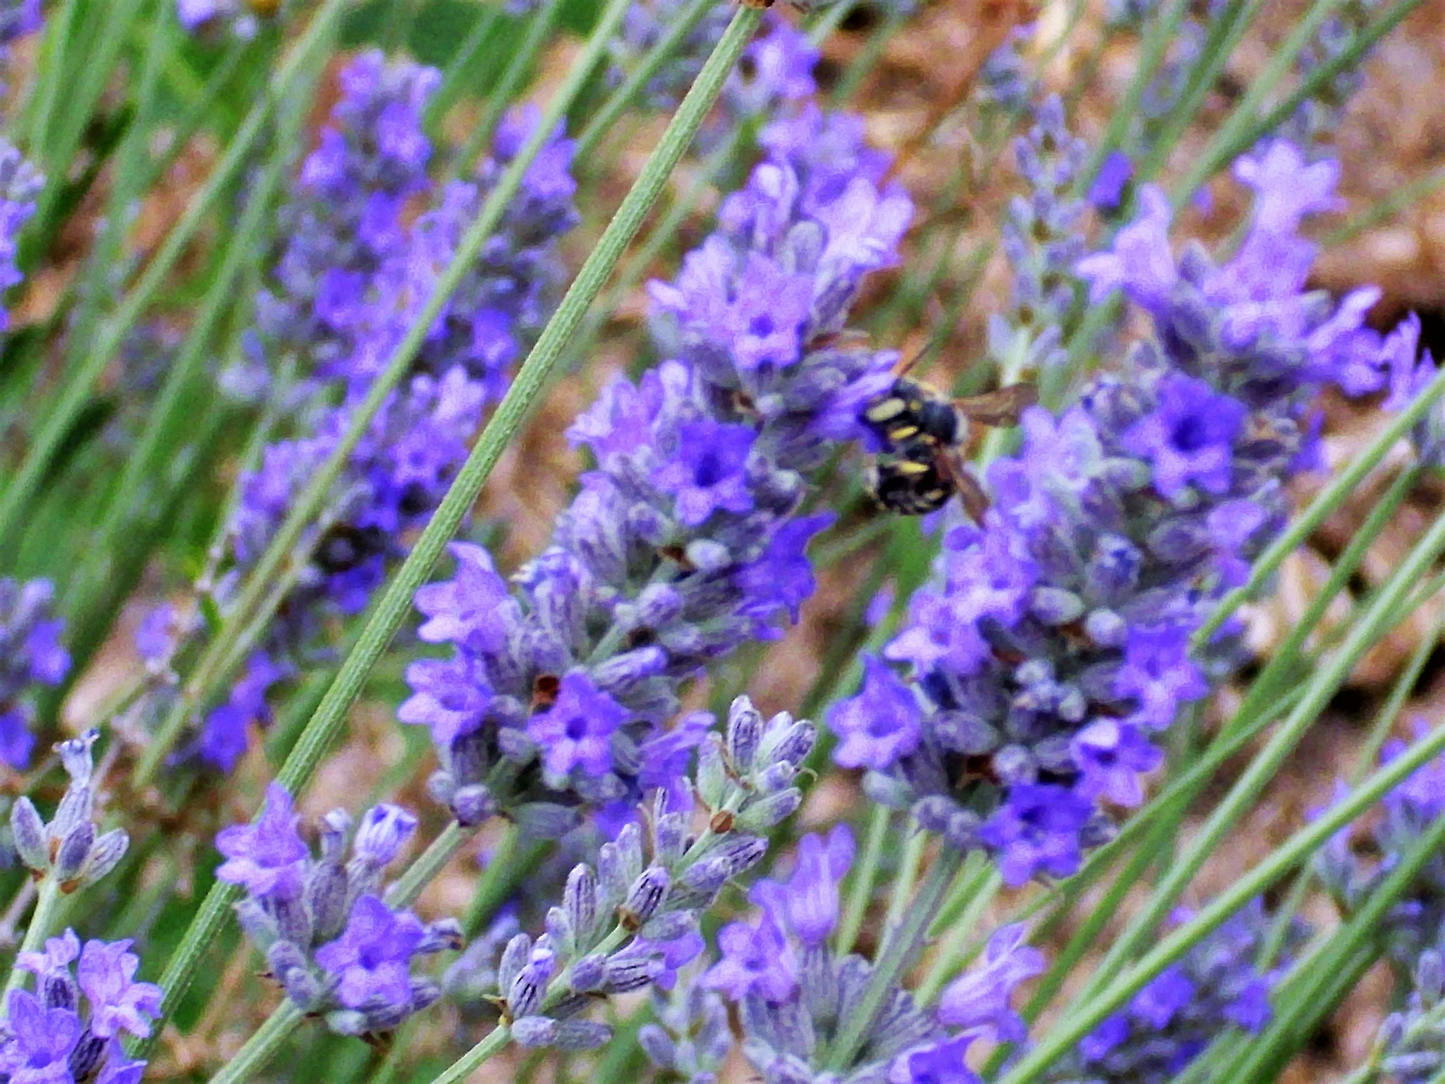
163 53 577 772
1042 901 1300 1083
720 15 818 127
400 103 910 827
0 578 70 768
1383 314 1445 467
216 783 462 1036
829 139 1405 885
11 730 129 893
0 930 161 1084
450 699 815 1052
638 967 732 1084
704 826 1043 1084
996 96 1086 368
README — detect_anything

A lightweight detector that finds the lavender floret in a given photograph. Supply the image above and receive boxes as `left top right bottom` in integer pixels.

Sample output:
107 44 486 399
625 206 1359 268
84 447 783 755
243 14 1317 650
216 783 460 1036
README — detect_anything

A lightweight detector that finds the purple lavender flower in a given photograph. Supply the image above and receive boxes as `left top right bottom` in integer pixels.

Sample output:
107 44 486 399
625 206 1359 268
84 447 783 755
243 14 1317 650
527 671 630 782
176 0 276 39
835 138 1405 883
710 830 1043 1082
215 781 309 901
165 60 577 773
0 0 40 42
10 731 129 892
704 913 797 1003
314 896 431 1013
0 138 40 334
723 16 818 121
0 578 70 769
217 785 459 1036
1044 901 1301 1083
1 930 163 1084
935 924 1044 1042
403 103 909 828
445 701 815 1053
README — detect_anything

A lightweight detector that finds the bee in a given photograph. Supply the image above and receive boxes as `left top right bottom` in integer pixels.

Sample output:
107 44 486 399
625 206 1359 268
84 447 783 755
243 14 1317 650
862 375 1037 518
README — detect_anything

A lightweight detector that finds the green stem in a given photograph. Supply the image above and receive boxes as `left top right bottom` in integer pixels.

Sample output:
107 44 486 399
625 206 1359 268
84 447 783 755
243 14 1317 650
459 0 566 169
574 0 719 161
425 1024 513 1084
385 822 474 909
204 1003 305 1084
127 5 762 1061
822 846 963 1071
1195 364 1445 645
3 880 61 998
998 592 1445 1083
835 805 890 958
427 1 505 129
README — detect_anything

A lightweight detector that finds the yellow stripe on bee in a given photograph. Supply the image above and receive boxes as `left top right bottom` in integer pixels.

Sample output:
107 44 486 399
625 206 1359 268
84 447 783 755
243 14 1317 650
865 399 906 423
887 424 920 441
895 461 929 475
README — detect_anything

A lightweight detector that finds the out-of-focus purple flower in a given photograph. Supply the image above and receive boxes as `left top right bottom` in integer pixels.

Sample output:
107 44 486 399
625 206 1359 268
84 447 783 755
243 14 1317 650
1089 150 1135 212
75 941 163 1040
828 655 922 770
936 924 1044 1042
1 932 163 1084
0 0 41 43
0 577 70 769
1045 901 1299 1083
704 913 798 1003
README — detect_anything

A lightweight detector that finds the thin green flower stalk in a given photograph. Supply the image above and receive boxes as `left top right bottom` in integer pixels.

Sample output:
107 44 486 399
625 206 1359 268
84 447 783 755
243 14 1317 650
126 4 763 1061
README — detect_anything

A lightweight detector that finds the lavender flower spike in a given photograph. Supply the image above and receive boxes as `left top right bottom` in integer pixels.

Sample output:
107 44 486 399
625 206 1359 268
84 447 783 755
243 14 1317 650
706 829 1042 1083
831 138 1411 884
1 930 163 1084
443 698 816 1053
402 103 910 830
216 785 460 1037
11 731 128 892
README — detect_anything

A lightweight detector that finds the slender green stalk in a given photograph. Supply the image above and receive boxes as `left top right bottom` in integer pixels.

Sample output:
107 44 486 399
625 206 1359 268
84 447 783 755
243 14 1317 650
1064 508 1445 1013
835 805 890 958
386 823 474 909
575 0 719 161
128 5 762 1060
822 847 963 1070
916 862 999 1001
1196 364 1445 645
1326 163 1445 245
425 1024 513 1084
459 0 566 168
3 880 61 998
204 1003 305 1084
998 590 1445 1084
0 0 348 548
427 1 505 128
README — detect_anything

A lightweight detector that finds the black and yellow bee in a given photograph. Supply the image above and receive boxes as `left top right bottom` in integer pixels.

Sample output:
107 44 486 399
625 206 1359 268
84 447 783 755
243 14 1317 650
862 375 1037 518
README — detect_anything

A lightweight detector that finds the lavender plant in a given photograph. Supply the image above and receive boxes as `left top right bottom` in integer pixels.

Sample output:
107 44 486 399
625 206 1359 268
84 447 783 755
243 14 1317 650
0 2 1440 1083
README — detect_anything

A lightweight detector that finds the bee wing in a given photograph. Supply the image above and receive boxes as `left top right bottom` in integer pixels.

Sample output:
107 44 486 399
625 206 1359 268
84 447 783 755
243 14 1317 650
808 328 872 352
955 383 1038 427
936 449 990 523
